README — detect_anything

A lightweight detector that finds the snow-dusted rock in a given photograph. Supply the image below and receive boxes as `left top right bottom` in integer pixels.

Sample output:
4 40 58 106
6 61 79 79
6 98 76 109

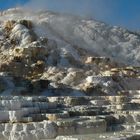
10 24 34 45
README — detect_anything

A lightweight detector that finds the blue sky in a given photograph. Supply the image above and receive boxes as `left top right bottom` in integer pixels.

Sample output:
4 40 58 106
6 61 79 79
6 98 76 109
0 0 140 30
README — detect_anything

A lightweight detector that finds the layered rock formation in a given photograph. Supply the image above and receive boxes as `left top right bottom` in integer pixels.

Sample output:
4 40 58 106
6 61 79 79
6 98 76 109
0 8 139 140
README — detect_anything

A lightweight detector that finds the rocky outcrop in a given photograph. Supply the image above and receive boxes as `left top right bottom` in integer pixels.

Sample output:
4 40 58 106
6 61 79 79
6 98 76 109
0 94 139 139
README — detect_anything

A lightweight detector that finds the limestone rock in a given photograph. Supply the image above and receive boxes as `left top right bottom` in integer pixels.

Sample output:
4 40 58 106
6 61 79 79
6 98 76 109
3 20 16 32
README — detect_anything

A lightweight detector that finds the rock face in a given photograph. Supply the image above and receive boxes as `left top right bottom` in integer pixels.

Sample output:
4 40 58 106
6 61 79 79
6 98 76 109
0 95 139 140
0 8 139 140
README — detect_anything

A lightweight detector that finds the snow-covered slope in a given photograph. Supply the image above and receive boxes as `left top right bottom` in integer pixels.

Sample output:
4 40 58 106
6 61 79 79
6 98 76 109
0 8 140 66
0 8 139 97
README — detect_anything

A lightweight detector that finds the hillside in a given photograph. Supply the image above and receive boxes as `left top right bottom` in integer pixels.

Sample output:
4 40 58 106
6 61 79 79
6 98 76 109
0 8 139 140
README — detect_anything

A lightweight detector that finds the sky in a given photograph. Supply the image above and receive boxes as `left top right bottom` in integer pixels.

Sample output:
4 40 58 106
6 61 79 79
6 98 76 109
0 0 140 30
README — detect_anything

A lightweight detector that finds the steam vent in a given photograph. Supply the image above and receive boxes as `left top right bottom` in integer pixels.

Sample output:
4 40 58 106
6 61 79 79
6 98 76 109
0 8 139 140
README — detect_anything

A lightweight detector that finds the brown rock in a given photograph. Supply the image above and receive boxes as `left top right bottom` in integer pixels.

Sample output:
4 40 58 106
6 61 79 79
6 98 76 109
19 20 33 29
4 20 16 32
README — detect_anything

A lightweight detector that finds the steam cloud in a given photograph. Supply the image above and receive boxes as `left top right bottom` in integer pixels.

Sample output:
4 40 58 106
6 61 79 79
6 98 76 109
22 0 140 30
23 0 112 20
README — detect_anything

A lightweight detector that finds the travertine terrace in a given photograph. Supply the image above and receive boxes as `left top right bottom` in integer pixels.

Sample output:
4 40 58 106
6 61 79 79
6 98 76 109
0 8 139 140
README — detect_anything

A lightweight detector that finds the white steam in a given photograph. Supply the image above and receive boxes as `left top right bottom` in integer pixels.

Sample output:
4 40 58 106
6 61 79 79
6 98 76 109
24 0 112 20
